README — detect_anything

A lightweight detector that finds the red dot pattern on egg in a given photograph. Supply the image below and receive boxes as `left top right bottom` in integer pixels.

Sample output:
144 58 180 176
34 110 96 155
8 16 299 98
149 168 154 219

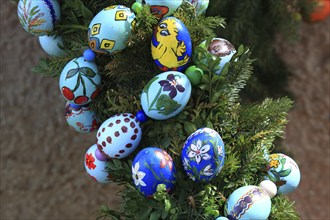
97 113 141 159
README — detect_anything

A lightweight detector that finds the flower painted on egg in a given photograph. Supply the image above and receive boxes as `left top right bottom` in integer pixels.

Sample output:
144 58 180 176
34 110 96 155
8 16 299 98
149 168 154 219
201 164 213 176
269 159 280 168
85 153 96 170
159 74 185 99
187 139 211 164
132 162 147 187
155 150 173 171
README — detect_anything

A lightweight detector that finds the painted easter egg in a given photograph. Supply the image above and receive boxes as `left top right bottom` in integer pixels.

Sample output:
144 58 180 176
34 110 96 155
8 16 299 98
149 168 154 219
188 0 209 15
181 128 225 182
226 184 272 220
17 0 61 36
39 35 65 56
141 71 192 120
132 147 176 197
151 17 192 72
59 57 101 105
84 144 111 184
65 102 99 133
96 113 142 159
139 0 183 18
88 5 135 55
265 153 301 195
201 38 236 75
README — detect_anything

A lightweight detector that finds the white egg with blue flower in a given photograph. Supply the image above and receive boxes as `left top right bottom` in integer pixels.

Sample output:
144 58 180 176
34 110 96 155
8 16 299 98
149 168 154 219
132 147 176 197
181 128 225 182
141 71 191 120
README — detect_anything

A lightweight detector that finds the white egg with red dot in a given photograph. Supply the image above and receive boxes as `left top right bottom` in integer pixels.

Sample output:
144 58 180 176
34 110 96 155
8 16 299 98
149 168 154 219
96 113 142 159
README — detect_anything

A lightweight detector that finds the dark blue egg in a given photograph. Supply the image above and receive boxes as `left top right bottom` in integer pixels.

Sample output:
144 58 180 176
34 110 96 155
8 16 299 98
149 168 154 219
151 17 192 72
181 128 225 182
132 147 176 197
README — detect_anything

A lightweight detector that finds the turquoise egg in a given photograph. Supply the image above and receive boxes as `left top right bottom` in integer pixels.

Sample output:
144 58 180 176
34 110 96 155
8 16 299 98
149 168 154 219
141 71 191 120
139 0 183 18
84 144 111 184
181 128 225 182
17 0 61 36
39 35 65 57
265 153 301 195
132 147 176 197
188 0 209 15
226 185 271 220
59 57 101 105
200 38 236 75
151 17 192 72
88 5 135 55
65 102 99 133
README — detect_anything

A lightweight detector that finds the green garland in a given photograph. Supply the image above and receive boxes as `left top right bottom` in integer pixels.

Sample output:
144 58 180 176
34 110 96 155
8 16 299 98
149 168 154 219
27 0 301 219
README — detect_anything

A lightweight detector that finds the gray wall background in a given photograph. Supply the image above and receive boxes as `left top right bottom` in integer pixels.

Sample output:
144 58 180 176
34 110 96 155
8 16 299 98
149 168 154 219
1 1 329 219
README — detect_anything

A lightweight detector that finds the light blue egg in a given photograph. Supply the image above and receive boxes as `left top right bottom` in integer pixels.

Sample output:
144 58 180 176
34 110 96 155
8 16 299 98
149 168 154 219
181 128 225 182
139 0 183 18
17 0 61 36
59 57 101 105
96 113 142 159
188 0 209 15
65 102 99 133
84 144 111 184
39 35 65 56
132 147 176 197
265 153 301 195
226 185 271 220
88 5 135 55
200 38 236 75
141 71 191 120
151 17 192 72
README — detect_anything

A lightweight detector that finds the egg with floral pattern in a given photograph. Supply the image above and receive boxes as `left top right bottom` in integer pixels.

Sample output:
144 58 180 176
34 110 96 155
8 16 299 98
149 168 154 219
96 113 142 159
17 0 61 36
59 57 101 105
84 144 111 184
141 71 192 120
265 153 301 195
151 17 192 72
139 0 183 18
132 147 176 197
181 127 225 182
65 102 100 133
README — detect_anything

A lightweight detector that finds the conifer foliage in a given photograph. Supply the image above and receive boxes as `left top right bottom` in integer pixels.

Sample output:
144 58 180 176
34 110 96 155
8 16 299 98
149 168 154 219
20 0 301 219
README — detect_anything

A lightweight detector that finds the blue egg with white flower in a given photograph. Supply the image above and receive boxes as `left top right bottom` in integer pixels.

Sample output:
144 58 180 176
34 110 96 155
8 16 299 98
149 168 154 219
181 128 225 182
132 147 176 197
226 185 271 220
141 71 192 120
